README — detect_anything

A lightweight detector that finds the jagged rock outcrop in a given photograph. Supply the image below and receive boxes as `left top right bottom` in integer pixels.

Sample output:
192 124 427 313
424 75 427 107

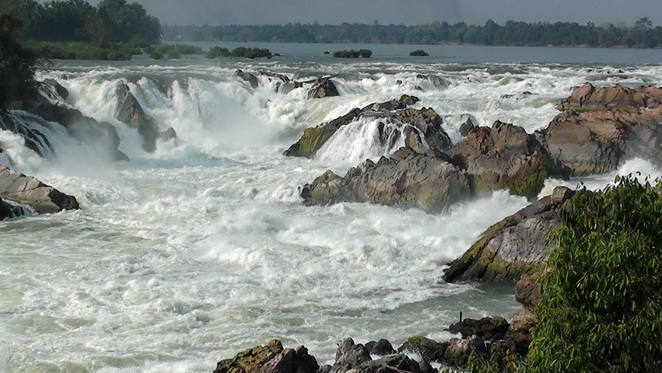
541 83 662 175
0 111 52 157
114 83 161 152
214 340 319 373
285 95 451 158
301 147 473 213
0 166 79 215
449 121 568 198
416 74 449 90
236 69 259 89
307 77 339 99
28 100 129 161
1 198 19 220
448 317 510 342
365 339 396 356
443 186 574 282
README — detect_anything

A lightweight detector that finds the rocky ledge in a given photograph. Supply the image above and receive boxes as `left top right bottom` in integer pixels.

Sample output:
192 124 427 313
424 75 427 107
0 166 79 218
285 95 451 158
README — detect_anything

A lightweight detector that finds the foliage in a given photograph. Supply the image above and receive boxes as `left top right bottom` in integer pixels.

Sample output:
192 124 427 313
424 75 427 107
332 49 372 58
0 0 161 45
145 44 204 60
410 49 429 56
206 46 231 58
466 345 521 373
525 175 662 372
0 14 38 110
163 18 662 48
26 41 133 60
230 47 272 59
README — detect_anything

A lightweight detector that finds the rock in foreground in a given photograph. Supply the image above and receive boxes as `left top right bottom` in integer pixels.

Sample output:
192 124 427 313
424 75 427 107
0 166 79 216
443 186 574 282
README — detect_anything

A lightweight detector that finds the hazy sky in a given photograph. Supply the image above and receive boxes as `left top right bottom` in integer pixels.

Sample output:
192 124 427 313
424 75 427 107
84 0 662 27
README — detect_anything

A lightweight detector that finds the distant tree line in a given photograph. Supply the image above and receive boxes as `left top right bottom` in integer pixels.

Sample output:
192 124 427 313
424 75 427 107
0 0 160 46
163 18 662 48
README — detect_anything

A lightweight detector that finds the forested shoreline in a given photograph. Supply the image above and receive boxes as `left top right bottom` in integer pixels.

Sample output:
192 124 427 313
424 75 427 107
164 18 662 48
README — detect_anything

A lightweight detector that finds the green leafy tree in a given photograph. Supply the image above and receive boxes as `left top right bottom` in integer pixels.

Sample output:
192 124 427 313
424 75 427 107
526 175 662 372
0 14 37 110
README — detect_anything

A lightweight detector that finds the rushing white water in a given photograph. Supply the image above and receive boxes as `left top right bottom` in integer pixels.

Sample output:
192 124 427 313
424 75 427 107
2 46 662 372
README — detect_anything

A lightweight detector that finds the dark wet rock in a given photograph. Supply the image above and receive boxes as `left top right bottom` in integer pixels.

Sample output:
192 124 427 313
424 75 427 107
0 198 19 220
330 338 372 373
458 115 476 137
448 317 509 343
448 120 569 199
26 101 129 161
558 82 662 112
365 339 396 356
301 147 473 213
515 273 543 310
236 69 259 89
397 336 448 363
214 339 319 373
444 186 574 282
307 77 339 99
0 111 52 157
0 166 79 214
504 308 537 355
285 95 450 158
114 83 160 152
41 79 69 100
353 354 434 373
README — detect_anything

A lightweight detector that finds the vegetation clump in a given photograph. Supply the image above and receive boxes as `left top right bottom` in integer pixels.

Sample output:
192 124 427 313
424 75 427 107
332 49 372 58
205 46 272 59
0 14 38 110
409 49 429 56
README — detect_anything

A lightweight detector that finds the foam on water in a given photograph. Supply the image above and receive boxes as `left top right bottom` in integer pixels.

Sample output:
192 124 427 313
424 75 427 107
3 57 662 372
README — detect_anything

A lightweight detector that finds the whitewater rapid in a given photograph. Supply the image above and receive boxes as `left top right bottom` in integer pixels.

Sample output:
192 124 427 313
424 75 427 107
2 53 662 372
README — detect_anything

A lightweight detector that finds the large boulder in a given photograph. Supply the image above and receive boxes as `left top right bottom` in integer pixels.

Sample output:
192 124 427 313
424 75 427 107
285 95 451 158
448 121 569 198
0 166 79 214
307 77 339 99
27 98 129 161
329 338 372 373
301 147 473 213
114 83 160 152
443 186 574 282
543 83 662 175
236 69 259 89
214 340 319 373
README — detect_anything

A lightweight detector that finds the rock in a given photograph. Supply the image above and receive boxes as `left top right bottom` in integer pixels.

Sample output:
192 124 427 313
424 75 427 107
514 273 543 310
443 186 575 282
40 79 69 100
397 336 448 363
236 69 259 89
330 338 372 373
558 82 662 112
0 111 52 157
114 83 160 152
307 78 339 99
416 74 449 90
28 99 129 161
458 115 476 137
301 147 473 213
365 339 396 356
448 121 569 198
448 317 509 343
0 166 79 214
285 95 450 158
504 308 537 355
158 127 177 142
214 340 319 373
538 109 662 176
353 354 432 373
1 198 19 220
442 336 488 367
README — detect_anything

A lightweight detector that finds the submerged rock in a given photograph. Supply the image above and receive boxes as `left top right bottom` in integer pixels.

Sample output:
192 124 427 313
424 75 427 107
236 69 259 89
0 166 79 215
307 77 339 99
443 186 574 282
